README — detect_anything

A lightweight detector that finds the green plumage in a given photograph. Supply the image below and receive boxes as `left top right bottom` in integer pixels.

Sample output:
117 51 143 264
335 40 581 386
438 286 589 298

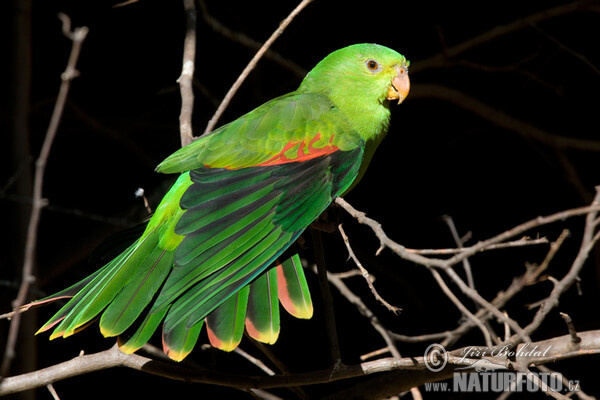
277 254 313 319
245 268 280 344
31 43 410 361
206 286 249 351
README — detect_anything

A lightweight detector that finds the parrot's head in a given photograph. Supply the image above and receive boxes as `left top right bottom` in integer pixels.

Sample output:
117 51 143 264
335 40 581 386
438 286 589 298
299 43 410 139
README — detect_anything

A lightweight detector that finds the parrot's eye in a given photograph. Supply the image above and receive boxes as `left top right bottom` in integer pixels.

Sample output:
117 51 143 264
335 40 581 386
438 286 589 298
366 59 380 72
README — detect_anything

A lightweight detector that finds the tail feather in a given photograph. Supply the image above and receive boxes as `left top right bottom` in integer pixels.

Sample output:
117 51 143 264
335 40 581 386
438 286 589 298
45 230 159 339
51 239 149 338
41 256 130 339
32 227 312 360
33 266 109 335
118 306 170 354
162 319 204 362
276 254 313 319
161 227 287 336
99 247 174 337
245 268 280 344
205 286 249 351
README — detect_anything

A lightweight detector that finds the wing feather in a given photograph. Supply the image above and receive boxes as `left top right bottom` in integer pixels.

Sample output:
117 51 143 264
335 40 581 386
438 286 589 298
156 93 361 173
158 147 363 354
276 254 313 319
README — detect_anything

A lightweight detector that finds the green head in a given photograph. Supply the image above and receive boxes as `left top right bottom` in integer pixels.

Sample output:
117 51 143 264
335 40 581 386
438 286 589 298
298 43 410 141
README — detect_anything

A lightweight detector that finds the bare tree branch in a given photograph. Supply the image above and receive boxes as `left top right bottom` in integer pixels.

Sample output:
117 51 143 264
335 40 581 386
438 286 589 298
178 0 197 147
0 14 88 378
514 187 600 342
322 265 402 359
429 268 494 347
559 312 582 346
335 188 600 367
337 224 401 314
406 237 549 255
3 330 600 397
391 230 569 347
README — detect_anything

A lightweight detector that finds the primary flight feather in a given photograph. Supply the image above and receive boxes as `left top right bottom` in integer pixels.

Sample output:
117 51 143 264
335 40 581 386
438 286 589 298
32 43 410 361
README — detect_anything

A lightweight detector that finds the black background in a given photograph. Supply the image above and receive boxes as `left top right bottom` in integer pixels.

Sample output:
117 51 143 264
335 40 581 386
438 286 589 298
1 0 600 398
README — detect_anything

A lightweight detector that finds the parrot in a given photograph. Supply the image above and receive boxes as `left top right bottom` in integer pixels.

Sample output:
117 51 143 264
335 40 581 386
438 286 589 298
29 43 410 361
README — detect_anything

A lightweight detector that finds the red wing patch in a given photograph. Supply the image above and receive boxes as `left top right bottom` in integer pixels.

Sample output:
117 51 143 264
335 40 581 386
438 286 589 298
256 133 338 167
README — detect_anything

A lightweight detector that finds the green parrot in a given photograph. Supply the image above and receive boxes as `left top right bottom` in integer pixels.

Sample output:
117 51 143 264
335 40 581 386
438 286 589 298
31 43 410 361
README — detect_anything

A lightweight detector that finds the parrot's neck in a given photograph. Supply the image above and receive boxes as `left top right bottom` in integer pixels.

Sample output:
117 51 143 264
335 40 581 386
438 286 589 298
298 74 392 142
336 98 391 142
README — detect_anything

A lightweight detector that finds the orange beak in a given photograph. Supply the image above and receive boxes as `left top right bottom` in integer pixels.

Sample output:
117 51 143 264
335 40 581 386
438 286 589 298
386 67 410 104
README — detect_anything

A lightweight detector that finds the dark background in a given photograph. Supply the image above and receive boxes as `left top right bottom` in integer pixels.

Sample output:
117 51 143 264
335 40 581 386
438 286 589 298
1 0 599 398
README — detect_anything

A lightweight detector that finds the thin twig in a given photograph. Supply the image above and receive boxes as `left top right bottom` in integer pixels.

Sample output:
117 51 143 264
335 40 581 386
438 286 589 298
532 23 600 76
324 266 401 359
359 347 390 361
390 331 452 344
559 313 582 346
332 269 363 279
202 0 313 135
437 229 570 348
530 229 570 278
444 267 531 344
405 237 548 255
502 311 511 342
0 14 88 378
515 187 600 342
391 231 568 347
46 383 60 400
429 268 493 347
233 347 276 376
178 0 197 147
442 215 475 290
337 224 401 314
245 337 291 376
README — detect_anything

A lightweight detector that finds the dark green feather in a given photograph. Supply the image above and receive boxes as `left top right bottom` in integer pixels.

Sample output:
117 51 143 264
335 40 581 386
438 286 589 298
276 254 313 319
245 268 280 344
206 286 249 351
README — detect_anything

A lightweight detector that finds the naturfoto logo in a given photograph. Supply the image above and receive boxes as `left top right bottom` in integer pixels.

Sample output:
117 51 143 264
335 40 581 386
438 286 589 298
422 343 580 394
